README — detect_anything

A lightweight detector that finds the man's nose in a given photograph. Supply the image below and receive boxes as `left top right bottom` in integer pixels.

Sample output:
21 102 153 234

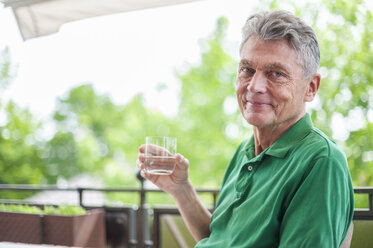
247 72 267 93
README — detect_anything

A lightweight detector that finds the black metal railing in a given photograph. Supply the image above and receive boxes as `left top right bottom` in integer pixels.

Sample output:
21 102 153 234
352 187 373 220
0 182 218 248
0 183 372 248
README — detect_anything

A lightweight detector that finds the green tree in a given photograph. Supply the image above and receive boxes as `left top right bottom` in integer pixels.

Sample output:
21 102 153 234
50 84 176 187
175 17 246 186
0 48 48 198
0 102 45 186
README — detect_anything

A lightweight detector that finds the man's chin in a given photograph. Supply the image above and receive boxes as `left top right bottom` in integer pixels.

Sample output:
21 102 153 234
245 115 271 127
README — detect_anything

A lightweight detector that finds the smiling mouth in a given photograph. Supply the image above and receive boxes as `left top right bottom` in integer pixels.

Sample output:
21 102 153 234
246 101 271 107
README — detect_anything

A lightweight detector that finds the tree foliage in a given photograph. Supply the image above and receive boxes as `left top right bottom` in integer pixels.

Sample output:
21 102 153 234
0 49 47 198
50 85 182 188
174 17 246 185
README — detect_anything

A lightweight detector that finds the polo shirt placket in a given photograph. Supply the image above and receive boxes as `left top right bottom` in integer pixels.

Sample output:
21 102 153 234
235 150 265 199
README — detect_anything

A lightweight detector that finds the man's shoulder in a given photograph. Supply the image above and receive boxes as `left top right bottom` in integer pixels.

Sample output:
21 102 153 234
288 127 349 179
286 127 351 191
296 127 346 159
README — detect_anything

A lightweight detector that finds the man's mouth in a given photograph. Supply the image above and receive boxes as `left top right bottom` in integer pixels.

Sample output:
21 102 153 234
246 100 271 107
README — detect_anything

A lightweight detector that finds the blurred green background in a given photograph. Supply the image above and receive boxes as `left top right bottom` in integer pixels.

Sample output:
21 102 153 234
0 0 372 208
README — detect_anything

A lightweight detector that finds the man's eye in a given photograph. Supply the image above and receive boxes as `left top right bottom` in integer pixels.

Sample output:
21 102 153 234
272 71 283 77
242 68 255 74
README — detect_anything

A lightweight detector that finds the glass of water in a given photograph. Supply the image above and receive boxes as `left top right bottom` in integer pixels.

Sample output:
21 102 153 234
144 136 177 175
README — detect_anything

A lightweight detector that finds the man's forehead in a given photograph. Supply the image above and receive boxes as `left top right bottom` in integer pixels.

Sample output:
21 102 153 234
241 36 294 52
239 37 300 71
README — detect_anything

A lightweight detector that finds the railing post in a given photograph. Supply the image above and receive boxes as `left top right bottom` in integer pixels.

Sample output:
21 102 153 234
77 188 83 207
40 214 45 244
136 170 153 248
129 206 138 248
153 209 160 248
143 206 153 248
213 192 217 210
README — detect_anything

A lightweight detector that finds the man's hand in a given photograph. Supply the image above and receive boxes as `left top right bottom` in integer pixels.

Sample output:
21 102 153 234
137 144 211 242
137 144 190 197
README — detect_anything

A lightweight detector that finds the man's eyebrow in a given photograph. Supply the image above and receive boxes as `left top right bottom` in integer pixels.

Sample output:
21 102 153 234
264 62 290 73
238 59 253 67
239 60 290 72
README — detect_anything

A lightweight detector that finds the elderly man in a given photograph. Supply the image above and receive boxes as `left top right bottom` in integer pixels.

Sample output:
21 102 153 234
138 10 354 247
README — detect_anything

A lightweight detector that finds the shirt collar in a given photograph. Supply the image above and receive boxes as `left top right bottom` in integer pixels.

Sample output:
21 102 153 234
242 113 313 159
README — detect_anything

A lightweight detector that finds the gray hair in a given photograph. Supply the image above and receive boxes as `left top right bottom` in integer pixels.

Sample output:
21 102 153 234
240 10 320 77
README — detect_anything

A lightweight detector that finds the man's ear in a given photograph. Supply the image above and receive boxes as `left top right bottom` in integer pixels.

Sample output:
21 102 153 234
304 73 320 102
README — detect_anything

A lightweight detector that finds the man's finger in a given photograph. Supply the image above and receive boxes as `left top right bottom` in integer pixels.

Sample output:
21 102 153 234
176 153 189 169
139 145 145 153
138 154 145 162
136 159 144 169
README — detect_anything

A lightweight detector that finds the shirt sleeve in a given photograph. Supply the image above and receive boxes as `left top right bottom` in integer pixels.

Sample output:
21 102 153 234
278 156 354 248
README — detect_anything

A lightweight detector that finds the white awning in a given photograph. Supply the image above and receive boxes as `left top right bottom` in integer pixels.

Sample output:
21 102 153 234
1 0 203 40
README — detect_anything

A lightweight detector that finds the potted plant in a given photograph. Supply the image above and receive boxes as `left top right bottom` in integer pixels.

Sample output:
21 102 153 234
0 204 106 248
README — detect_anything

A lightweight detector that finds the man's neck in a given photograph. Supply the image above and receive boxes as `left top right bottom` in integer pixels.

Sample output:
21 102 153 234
253 114 305 156
253 128 282 156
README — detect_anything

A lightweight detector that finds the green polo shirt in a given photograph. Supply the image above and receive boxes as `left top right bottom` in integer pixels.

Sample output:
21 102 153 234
195 114 354 248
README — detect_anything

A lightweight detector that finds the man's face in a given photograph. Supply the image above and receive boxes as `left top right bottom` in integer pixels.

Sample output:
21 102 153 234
236 36 309 129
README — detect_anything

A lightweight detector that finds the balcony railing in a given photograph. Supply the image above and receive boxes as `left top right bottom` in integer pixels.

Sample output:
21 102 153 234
0 182 372 248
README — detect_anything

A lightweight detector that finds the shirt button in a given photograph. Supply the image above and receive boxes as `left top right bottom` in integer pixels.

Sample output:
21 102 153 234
247 165 253 171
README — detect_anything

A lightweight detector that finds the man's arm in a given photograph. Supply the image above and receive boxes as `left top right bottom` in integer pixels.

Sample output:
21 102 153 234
138 145 211 242
278 156 354 248
172 179 211 241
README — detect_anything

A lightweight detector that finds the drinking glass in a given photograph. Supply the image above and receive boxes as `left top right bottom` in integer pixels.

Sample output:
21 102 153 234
144 136 177 175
